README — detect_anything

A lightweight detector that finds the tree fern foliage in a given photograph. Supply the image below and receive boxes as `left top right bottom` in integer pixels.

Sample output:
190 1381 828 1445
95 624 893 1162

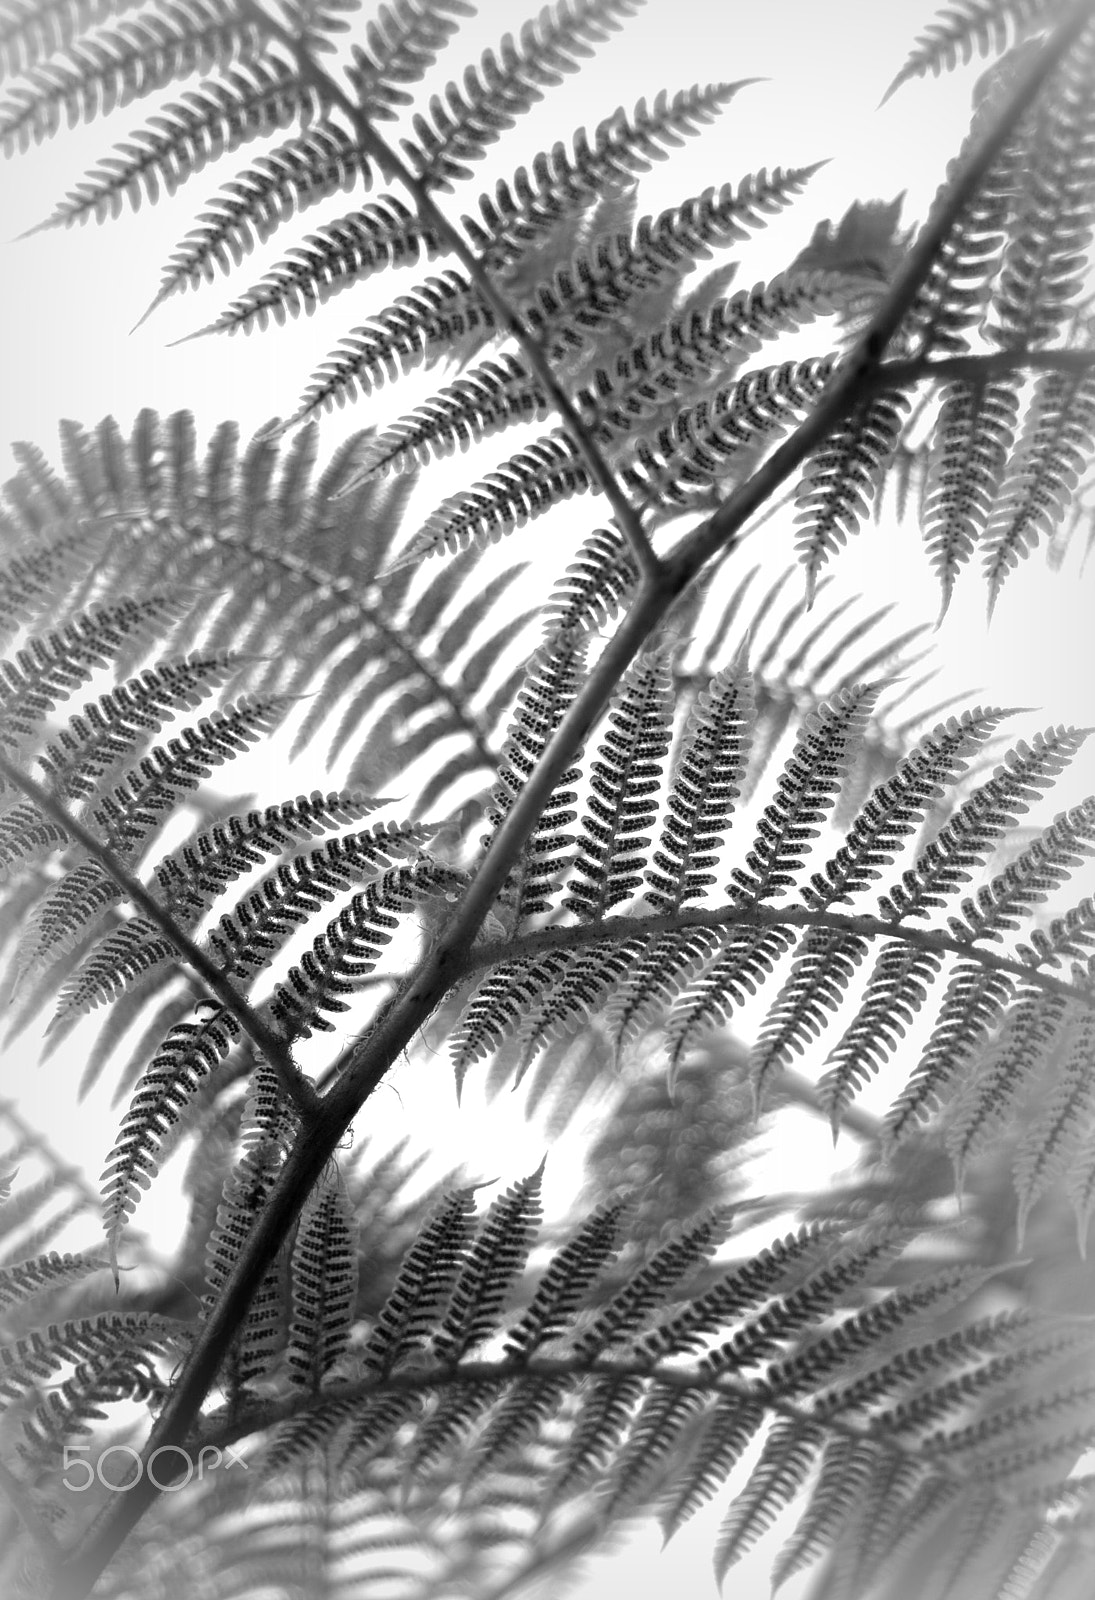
1 2 1095 1599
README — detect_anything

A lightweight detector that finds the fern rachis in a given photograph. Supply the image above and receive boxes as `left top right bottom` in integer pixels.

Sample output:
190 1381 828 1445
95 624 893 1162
1 3 1095 1600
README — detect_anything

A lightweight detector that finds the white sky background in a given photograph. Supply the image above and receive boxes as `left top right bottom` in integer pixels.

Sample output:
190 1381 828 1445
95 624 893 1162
1 2 1095 1597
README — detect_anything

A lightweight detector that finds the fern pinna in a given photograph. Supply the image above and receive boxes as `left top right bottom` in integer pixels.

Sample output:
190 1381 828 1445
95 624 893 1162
1 1 1095 1599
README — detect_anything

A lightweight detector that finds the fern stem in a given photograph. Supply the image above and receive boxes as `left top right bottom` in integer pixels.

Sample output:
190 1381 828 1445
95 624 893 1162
461 902 1095 1019
190 1338 1066 1512
48 1107 340 1599
46 9 1095 1594
0 755 320 1124
880 346 1095 395
234 0 662 585
672 0 1095 581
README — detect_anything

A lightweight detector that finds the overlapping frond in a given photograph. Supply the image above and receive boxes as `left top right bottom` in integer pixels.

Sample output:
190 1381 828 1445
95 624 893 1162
0 410 532 817
985 23 1095 351
453 673 1095 1203
194 195 444 337
983 369 1095 609
0 0 260 157
884 0 1065 101
3 6 1095 1598
144 120 376 315
27 57 309 233
346 0 476 122
795 389 913 603
103 1193 1094 1600
401 0 646 191
0 0 147 85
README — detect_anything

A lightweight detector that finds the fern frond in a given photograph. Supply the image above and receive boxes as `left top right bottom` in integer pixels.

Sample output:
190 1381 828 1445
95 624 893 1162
464 81 754 267
449 949 576 1087
0 802 69 881
202 1065 298 1397
279 0 360 56
884 0 1063 101
795 390 912 603
0 1312 182 1404
665 925 797 1079
750 928 871 1109
100 1006 245 1266
361 1185 479 1376
640 658 755 917
513 170 822 364
347 0 475 122
563 648 675 920
503 1197 626 1359
574 1207 729 1359
153 790 385 924
292 269 496 421
730 682 884 902
0 1249 109 1318
3 412 522 815
146 121 375 314
885 958 1018 1144
88 693 292 860
0 0 145 84
541 523 639 638
0 531 103 648
579 271 869 453
195 197 444 338
986 26 1095 349
28 57 307 233
629 356 840 507
598 1381 710 1518
984 370 1095 610
485 628 587 927
407 431 589 566
351 355 544 483
954 795 1095 941
36 651 241 803
1012 1005 1095 1240
403 4 672 191
48 803 397 1022
285 1172 358 1392
0 594 181 764
659 1393 768 1543
1021 892 1095 969
714 1417 826 1580
635 1221 845 1365
202 824 435 988
0 0 259 157
426 1163 546 1369
922 378 1021 614
601 926 726 1063
270 857 460 1039
879 724 1088 921
947 986 1074 1182
508 934 649 1068
811 705 1008 906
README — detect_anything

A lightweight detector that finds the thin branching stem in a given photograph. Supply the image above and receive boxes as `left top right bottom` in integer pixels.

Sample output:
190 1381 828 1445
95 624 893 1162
0 756 320 1123
190 1329 1075 1507
46 6 1095 1595
458 902 1095 1017
232 0 663 585
672 0 1095 580
873 346 1095 400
